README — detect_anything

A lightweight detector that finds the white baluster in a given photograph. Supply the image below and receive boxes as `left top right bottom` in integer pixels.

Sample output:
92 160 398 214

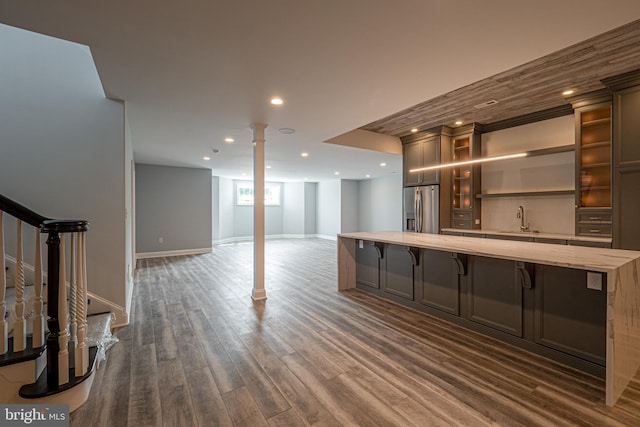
13 220 26 352
32 228 45 348
75 232 89 375
0 211 7 355
58 233 69 385
69 233 77 360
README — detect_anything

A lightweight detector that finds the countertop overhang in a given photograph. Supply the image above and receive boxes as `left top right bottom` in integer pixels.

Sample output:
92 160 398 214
338 231 638 273
440 228 612 244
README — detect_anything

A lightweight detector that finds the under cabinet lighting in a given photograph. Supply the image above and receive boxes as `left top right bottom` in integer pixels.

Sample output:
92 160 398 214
409 152 527 173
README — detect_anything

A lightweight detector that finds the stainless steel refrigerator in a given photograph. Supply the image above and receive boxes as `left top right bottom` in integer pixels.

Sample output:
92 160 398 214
403 185 439 233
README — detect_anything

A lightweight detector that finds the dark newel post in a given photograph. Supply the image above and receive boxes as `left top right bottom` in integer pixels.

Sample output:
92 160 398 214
46 232 60 388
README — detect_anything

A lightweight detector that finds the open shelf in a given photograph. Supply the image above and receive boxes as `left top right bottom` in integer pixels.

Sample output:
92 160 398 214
477 190 575 199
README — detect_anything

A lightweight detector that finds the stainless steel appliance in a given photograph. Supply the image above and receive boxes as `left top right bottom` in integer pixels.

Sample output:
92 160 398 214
403 185 439 233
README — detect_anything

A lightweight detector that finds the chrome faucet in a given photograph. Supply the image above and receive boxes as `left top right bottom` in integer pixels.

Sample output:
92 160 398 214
517 205 529 232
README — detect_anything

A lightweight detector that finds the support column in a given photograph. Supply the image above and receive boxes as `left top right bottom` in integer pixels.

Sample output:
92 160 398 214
251 123 267 301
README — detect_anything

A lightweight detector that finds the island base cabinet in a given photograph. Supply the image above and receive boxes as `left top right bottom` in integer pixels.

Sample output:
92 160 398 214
417 249 462 315
382 244 417 300
534 265 606 366
465 256 525 337
355 241 381 290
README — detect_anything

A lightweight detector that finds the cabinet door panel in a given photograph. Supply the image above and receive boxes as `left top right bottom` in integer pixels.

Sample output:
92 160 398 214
356 243 380 289
617 87 640 165
419 249 459 315
467 256 523 336
421 137 439 185
403 141 422 187
382 245 415 300
615 167 640 250
534 265 606 366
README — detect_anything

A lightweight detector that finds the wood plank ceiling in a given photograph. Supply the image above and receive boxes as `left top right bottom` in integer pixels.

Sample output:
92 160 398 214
360 19 640 138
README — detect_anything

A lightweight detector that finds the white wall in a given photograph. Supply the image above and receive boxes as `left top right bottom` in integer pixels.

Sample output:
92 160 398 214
480 115 575 233
0 24 129 315
358 174 402 231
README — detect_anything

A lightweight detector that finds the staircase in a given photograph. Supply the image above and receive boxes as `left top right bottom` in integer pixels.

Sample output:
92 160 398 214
1 194 102 411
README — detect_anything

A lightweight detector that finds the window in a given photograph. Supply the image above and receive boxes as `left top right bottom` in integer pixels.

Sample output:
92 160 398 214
236 181 281 206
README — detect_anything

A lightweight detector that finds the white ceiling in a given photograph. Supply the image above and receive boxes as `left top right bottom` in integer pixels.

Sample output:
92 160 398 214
2 1 640 182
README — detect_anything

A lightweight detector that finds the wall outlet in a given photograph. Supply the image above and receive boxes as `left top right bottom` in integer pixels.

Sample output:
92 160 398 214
587 271 603 291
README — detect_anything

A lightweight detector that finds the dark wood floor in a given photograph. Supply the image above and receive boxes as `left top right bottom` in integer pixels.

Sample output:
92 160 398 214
71 238 640 426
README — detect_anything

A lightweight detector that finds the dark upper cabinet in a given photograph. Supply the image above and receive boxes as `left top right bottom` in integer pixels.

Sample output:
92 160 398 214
401 127 449 187
605 71 640 250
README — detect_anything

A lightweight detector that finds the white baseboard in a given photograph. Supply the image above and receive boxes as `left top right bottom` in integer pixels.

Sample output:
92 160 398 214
136 247 212 259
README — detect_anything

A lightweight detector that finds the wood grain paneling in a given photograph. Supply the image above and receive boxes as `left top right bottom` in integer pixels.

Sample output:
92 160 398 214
361 20 640 137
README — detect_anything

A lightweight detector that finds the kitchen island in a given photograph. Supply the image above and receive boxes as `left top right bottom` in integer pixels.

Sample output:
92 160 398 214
337 231 640 407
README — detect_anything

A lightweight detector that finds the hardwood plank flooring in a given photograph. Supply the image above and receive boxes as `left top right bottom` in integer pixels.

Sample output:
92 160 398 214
71 238 640 426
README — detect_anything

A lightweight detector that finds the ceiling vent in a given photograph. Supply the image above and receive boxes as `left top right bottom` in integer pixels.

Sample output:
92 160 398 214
474 99 499 109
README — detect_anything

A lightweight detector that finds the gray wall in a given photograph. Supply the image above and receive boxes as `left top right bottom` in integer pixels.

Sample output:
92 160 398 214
218 177 235 241
340 180 359 233
304 182 317 235
135 164 212 253
0 24 129 311
316 180 341 237
283 182 305 235
358 174 402 231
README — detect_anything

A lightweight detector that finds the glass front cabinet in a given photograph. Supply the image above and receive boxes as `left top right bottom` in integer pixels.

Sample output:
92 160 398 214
450 125 481 229
574 101 613 237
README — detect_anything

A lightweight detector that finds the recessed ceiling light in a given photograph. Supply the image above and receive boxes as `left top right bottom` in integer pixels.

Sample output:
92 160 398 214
380 162 386 167
279 128 295 134
455 120 463 125
242 173 247 176
224 137 234 143
562 90 574 96
301 152 309 157
270 97 284 105
334 171 340 175
304 177 308 181
266 165 272 169
411 128 418 133
203 156 211 161
365 174 371 178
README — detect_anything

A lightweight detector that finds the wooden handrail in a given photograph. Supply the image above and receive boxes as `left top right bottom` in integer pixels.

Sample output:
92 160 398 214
0 194 48 228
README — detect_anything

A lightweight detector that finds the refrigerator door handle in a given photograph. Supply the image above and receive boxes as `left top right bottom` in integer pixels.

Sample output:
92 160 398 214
416 189 422 233
431 186 437 232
